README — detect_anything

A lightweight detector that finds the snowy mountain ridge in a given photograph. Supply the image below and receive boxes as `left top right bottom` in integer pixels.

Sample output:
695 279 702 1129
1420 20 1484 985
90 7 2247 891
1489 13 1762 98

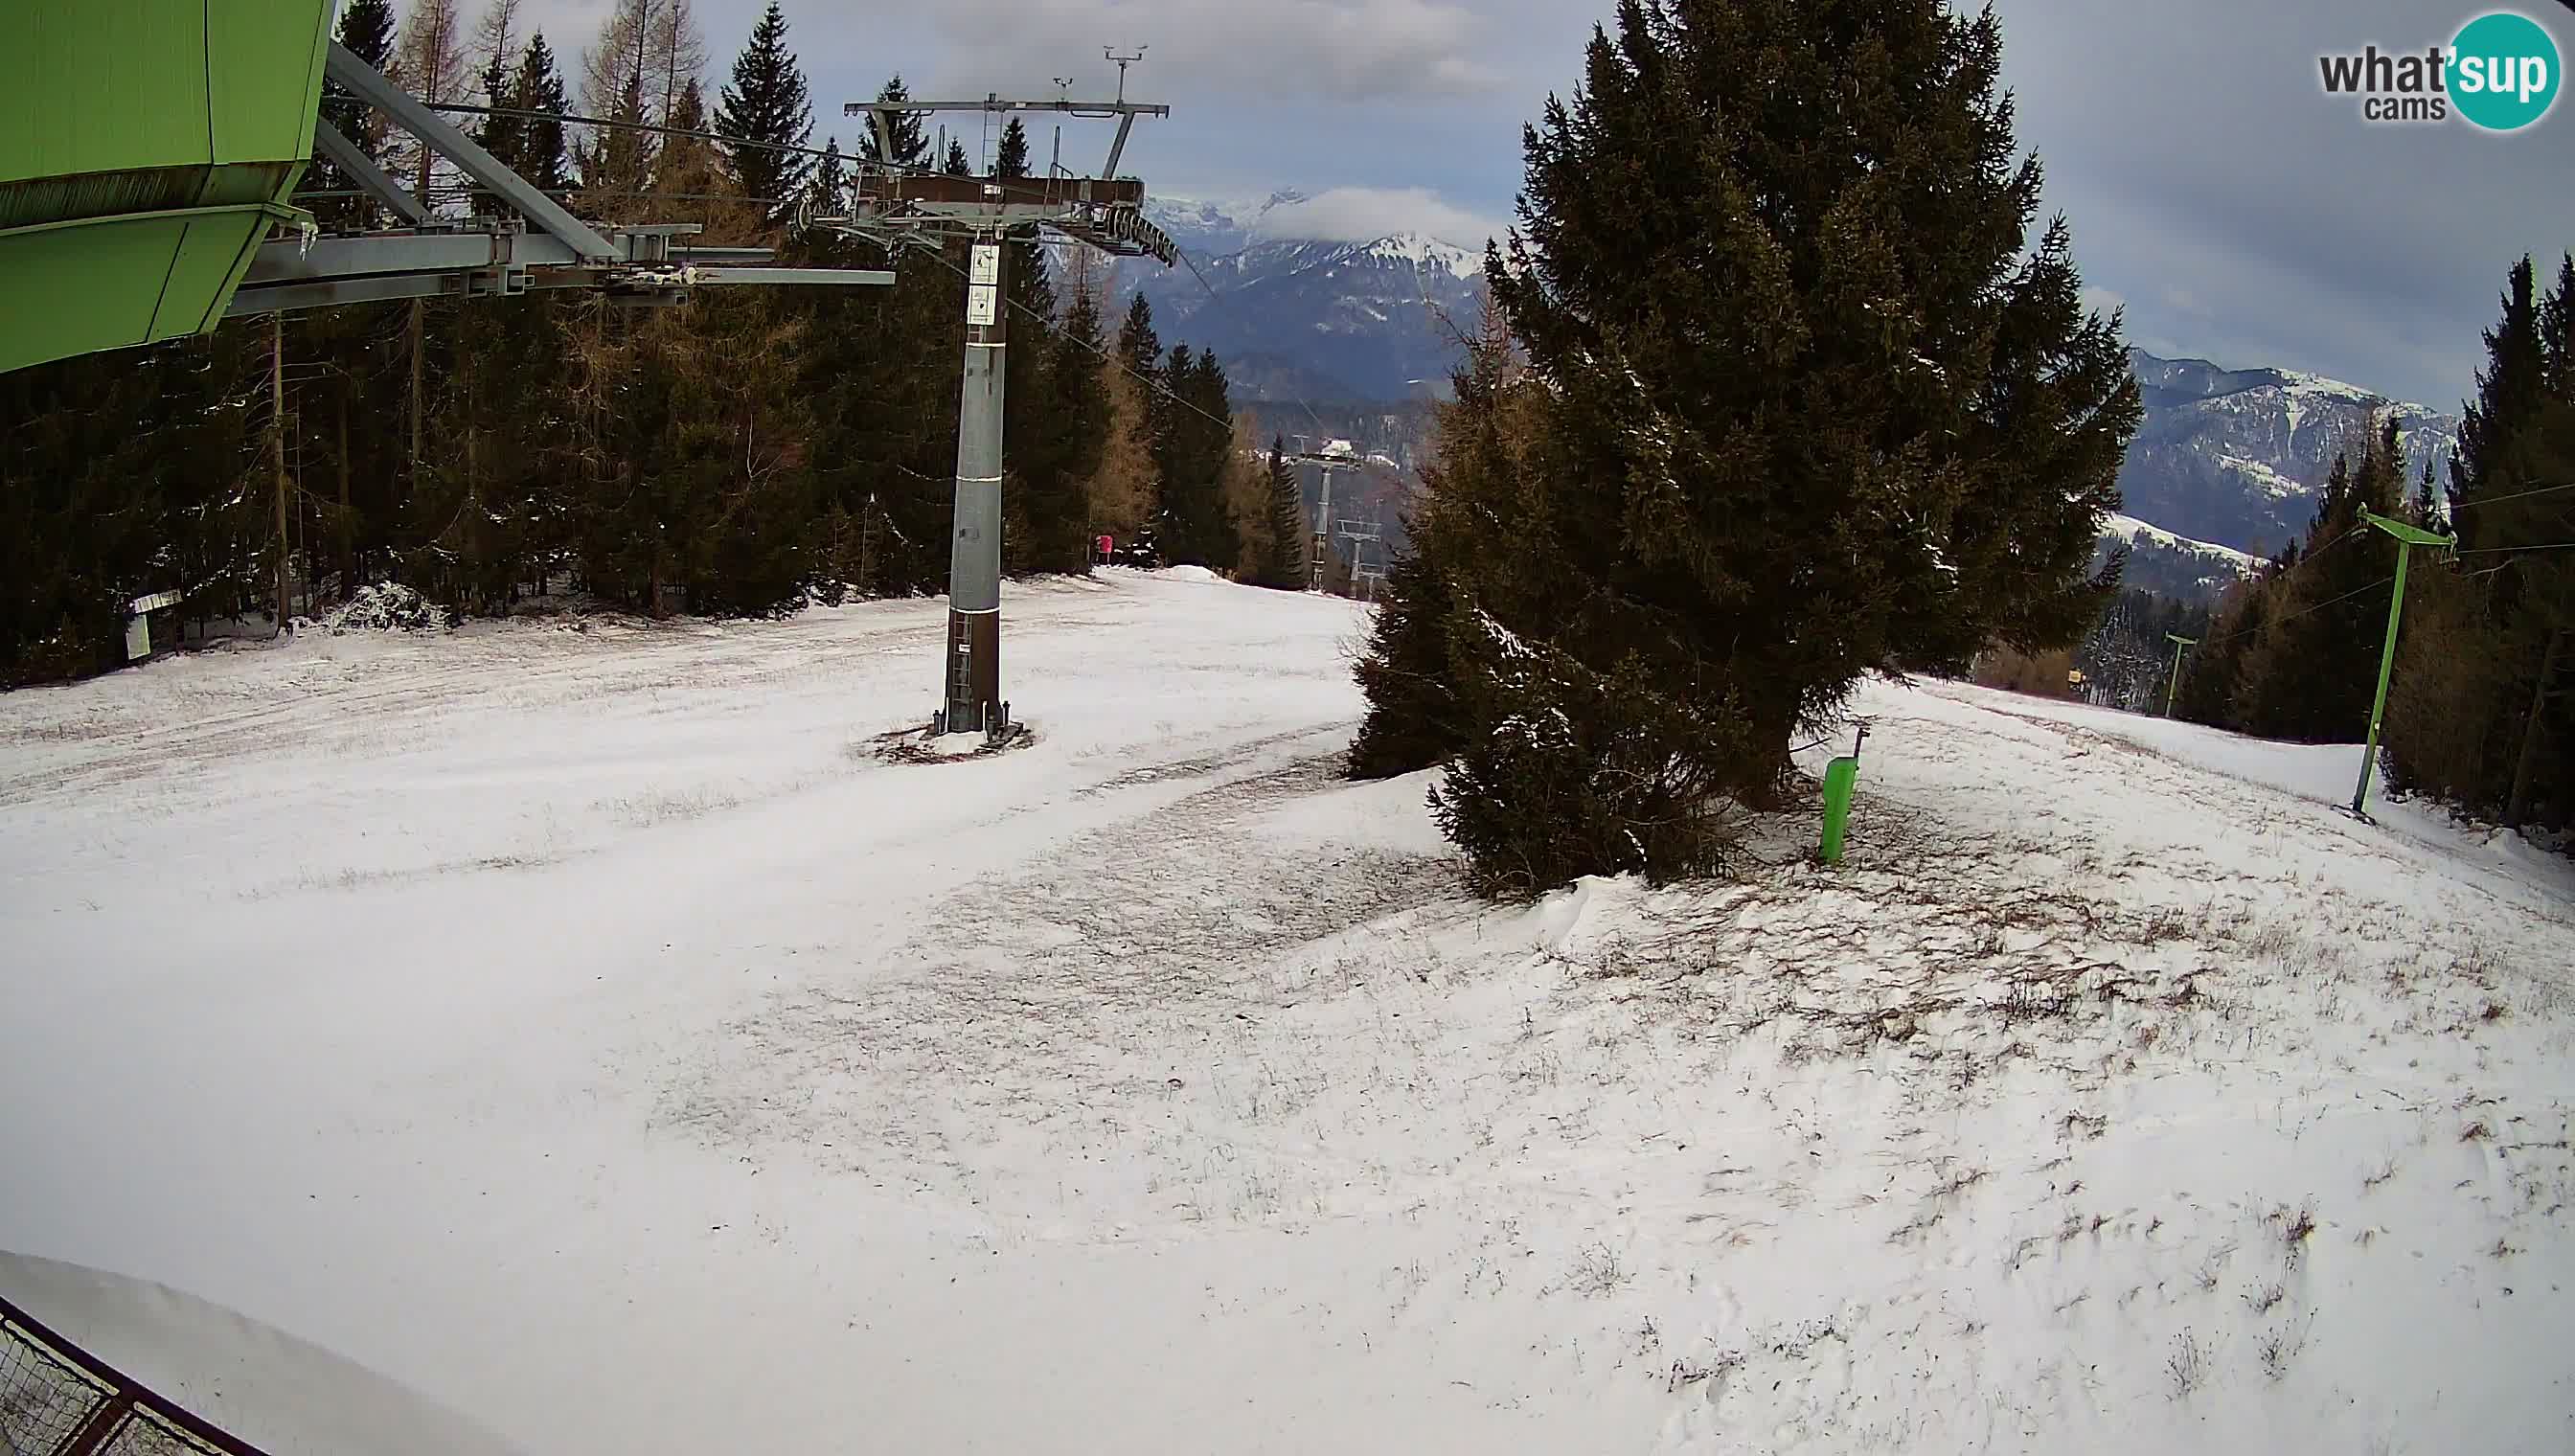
2118 348 2463 561
1124 194 1491 399
1143 193 1486 278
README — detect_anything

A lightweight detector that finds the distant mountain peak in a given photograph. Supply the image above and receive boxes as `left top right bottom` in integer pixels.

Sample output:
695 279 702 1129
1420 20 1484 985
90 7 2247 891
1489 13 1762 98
1354 232 1485 278
2114 349 2462 571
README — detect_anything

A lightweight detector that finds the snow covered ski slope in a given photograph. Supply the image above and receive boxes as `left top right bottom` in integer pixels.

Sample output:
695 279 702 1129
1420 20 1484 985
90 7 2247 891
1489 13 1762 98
3 569 2572 1453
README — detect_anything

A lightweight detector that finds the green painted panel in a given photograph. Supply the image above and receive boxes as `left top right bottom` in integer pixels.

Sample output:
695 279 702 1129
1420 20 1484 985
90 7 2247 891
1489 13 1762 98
208 0 333 167
2 216 184 375
0 3 211 186
151 208 285 338
0 1 334 375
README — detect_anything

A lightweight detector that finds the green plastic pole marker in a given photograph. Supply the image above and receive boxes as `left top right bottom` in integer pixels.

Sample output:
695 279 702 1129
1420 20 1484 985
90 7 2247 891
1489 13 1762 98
1820 759 1858 863
2163 634 2197 717
1818 721 1870 865
2350 509 2453 819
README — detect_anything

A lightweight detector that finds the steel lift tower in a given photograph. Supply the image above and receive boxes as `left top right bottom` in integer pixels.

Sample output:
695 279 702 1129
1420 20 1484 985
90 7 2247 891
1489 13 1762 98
824 71 1177 743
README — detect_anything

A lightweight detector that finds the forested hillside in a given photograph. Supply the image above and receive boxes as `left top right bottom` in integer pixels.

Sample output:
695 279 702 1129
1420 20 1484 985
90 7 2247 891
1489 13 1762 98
0 0 1285 686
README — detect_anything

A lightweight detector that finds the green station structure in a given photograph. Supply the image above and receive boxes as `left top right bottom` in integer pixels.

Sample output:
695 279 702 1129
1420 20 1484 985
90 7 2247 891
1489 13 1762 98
1 1 336 376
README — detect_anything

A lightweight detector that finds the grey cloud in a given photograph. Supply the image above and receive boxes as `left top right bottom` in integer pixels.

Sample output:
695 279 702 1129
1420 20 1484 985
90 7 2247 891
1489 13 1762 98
1259 187 1509 246
509 0 2570 406
1992 0 2572 406
900 0 1501 101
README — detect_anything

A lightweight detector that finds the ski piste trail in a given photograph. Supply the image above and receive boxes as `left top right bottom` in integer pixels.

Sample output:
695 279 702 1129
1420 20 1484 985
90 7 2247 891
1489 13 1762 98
4 568 2570 1453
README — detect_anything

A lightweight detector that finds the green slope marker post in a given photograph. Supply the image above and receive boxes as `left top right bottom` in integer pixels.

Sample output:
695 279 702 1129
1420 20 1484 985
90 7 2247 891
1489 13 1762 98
1819 721 1871 865
2163 634 2197 717
2350 509 2455 820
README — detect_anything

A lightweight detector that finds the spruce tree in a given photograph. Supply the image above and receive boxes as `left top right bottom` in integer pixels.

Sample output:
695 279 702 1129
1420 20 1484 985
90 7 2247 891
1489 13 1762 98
944 140 973 177
2390 255 2575 829
472 50 524 174
2237 430 2404 742
1258 437 1309 588
653 79 730 221
1149 348 1241 569
994 119 1032 181
1037 278 1114 572
2453 257 2549 549
1353 0 2139 891
513 34 574 197
309 0 399 231
716 1 812 219
1117 293 1160 378
807 136 848 217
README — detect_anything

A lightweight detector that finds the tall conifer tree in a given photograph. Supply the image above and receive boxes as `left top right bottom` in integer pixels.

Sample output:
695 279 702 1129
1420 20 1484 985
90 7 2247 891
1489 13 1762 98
715 1 812 219
1353 0 2139 892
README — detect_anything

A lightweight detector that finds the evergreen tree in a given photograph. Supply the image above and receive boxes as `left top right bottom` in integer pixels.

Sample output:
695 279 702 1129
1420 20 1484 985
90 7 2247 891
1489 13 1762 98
1117 293 1160 378
994 119 1032 181
1151 347 1241 568
1049 277 1115 568
582 69 654 202
656 78 721 193
1255 437 1309 589
807 136 848 217
475 50 520 156
2176 565 2281 730
860 77 930 171
715 1 812 221
2452 257 2549 549
1352 0 2139 891
513 34 574 197
2235 428 2405 741
997 233 1080 575
2390 255 2575 830
943 140 973 177
1348 316 1515 779
2 333 272 681
308 0 399 231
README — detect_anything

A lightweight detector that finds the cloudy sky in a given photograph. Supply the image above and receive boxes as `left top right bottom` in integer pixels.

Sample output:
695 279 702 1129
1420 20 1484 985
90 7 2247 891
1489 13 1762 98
520 0 2575 407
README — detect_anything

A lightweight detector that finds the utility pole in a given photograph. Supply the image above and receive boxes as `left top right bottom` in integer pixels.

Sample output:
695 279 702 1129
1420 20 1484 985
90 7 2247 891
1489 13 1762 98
270 313 293 634
941 233 1010 737
2162 633 2196 717
2350 509 2454 819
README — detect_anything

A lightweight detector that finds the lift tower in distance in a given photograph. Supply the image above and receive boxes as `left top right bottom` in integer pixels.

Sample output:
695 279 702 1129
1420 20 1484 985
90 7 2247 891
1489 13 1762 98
824 65 1178 743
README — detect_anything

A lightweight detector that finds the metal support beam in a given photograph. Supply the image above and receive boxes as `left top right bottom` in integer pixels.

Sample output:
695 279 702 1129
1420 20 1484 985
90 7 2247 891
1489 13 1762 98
228 228 892 316
247 230 520 284
229 271 481 314
688 266 895 286
1104 114 1137 178
311 121 432 226
845 98 1169 120
324 40 620 261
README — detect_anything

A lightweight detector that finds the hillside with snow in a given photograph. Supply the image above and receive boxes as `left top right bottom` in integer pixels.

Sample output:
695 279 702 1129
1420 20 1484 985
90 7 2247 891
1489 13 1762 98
2120 349 2462 558
2098 511 2264 600
1128 193 1489 400
3 575 2570 1453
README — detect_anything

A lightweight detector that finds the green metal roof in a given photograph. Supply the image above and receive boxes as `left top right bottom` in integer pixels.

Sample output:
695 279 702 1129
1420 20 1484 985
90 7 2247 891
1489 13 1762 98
1 0 334 375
